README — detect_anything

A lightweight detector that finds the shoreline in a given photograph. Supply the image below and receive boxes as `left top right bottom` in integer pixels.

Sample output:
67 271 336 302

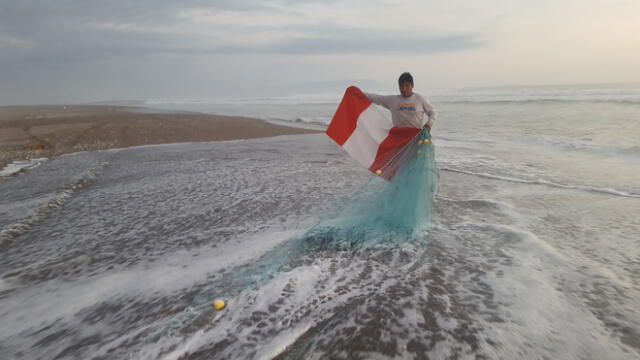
0 105 321 173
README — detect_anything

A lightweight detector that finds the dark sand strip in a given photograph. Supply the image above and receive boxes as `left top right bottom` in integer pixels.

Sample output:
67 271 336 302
0 105 320 170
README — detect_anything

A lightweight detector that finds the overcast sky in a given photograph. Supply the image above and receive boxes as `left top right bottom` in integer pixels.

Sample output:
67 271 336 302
1 0 639 104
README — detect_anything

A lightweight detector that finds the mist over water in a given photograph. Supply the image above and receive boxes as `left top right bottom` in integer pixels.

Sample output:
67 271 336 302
1 84 640 359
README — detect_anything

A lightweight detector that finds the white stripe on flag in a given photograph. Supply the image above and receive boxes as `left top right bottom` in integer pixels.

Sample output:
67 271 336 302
342 105 392 169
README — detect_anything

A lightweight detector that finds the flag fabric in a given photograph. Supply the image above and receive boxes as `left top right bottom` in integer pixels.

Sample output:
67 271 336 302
326 86 421 180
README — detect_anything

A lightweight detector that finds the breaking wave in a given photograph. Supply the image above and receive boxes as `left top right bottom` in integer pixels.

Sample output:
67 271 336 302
440 167 640 198
0 162 108 247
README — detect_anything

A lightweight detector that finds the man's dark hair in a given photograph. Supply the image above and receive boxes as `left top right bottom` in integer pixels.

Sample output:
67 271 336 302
398 72 414 86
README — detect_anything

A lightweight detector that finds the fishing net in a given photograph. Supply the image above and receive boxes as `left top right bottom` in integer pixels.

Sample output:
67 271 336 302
301 128 438 252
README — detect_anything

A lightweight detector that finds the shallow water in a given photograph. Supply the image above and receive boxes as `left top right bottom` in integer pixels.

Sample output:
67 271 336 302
3 83 640 359
1 129 639 359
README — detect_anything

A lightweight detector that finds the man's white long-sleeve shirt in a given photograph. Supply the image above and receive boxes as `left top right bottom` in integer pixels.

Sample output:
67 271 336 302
364 92 436 129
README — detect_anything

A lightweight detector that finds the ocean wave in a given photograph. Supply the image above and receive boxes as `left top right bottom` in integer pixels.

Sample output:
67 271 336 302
0 162 108 247
433 98 640 105
440 167 640 198
144 97 640 107
616 146 640 156
143 96 341 106
0 158 48 177
292 116 332 125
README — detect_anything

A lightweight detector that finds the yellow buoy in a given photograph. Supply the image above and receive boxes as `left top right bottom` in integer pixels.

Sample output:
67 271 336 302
418 139 423 144
213 299 226 310
376 169 382 175
424 139 431 145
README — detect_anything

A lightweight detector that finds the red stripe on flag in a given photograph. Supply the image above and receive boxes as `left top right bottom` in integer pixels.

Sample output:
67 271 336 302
326 86 372 146
368 127 421 180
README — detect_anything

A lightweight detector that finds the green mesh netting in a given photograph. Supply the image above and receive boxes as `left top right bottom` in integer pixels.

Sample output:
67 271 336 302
301 128 438 252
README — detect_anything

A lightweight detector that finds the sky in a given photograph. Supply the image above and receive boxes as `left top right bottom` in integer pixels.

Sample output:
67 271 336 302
1 0 639 104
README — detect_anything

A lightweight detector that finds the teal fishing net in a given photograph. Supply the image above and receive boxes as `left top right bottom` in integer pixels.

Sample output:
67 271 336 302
302 128 438 252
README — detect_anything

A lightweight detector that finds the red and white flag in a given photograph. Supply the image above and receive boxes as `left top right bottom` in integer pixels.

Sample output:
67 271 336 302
326 86 420 180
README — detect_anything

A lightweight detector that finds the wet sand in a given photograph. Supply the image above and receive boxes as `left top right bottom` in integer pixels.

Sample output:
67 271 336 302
0 105 320 171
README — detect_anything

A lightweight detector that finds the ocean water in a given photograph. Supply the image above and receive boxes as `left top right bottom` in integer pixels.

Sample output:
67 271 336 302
1 84 639 359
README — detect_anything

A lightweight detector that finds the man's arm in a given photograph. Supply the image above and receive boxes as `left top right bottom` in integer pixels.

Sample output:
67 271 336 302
423 97 436 130
364 93 391 110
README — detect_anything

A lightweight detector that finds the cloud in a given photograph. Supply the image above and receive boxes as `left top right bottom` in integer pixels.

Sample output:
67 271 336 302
0 0 491 104
270 31 482 55
0 1 483 61
0 0 297 35
0 34 35 49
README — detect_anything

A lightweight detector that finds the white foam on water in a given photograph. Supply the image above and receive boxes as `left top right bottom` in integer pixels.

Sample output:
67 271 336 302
133 262 331 360
0 158 47 177
441 167 640 198
150 243 435 359
157 328 209 360
0 162 107 246
0 278 15 292
455 221 637 359
255 321 315 360
262 117 327 130
0 229 301 341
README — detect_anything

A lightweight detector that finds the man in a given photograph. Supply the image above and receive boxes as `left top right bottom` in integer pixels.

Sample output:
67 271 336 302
364 72 436 131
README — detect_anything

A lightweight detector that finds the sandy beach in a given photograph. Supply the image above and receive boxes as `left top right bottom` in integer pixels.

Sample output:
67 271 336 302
0 105 319 171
